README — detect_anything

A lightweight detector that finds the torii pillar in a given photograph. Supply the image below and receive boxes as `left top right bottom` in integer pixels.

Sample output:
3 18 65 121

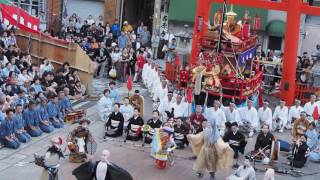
281 0 301 105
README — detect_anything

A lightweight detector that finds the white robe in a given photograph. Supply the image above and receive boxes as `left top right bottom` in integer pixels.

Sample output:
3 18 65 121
96 161 108 180
273 106 289 128
288 105 304 122
158 98 176 115
221 106 241 125
227 165 256 180
204 107 226 133
142 64 151 85
239 107 259 129
153 86 168 102
258 107 273 128
98 96 113 121
304 102 318 116
172 102 189 118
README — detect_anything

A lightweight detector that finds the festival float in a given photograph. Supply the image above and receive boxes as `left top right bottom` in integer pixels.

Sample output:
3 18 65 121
167 4 263 106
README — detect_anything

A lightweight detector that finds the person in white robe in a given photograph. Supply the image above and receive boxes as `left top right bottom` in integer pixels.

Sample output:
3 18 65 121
142 61 151 86
98 89 113 122
272 100 289 132
205 100 226 136
258 101 273 129
226 158 256 180
172 94 189 118
120 97 134 127
304 95 318 119
150 69 161 98
221 102 241 125
153 81 168 102
158 91 176 121
288 99 304 126
238 99 259 137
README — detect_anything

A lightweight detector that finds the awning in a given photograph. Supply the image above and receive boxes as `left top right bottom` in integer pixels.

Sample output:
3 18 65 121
266 20 286 37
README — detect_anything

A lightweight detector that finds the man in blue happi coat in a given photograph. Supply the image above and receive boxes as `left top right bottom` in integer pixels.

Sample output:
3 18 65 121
47 94 64 128
1 109 20 149
58 90 73 118
109 81 120 103
23 101 43 137
37 98 54 133
13 104 31 143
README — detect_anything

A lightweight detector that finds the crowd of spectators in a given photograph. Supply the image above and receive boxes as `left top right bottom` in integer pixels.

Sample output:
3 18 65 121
0 27 87 149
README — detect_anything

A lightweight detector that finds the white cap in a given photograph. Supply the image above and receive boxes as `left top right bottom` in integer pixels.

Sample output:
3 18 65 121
111 42 117 47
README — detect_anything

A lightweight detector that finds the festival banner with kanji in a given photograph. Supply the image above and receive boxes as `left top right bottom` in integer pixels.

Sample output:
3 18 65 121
0 3 40 33
238 47 256 66
160 12 168 34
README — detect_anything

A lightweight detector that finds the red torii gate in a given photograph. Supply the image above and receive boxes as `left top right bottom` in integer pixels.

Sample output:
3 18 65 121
190 0 320 105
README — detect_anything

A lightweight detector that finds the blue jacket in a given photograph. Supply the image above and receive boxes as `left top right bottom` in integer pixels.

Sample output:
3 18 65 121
13 113 25 131
23 108 40 127
36 105 49 121
47 101 62 119
111 23 120 37
1 118 15 138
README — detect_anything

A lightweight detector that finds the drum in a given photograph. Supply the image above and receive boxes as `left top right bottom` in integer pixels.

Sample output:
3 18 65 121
74 109 86 120
65 113 77 123
155 159 167 169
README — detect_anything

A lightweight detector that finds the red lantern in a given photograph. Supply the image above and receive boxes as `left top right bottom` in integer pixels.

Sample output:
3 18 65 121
253 14 261 32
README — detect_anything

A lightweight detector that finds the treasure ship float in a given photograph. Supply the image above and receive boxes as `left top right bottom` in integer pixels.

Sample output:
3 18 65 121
171 3 263 107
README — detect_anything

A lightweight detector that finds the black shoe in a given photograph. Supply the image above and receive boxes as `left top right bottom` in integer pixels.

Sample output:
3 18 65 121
189 156 197 160
196 173 204 178
232 163 239 169
209 172 215 180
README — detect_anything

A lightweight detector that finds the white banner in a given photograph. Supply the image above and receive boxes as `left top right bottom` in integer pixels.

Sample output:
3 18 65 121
160 12 168 34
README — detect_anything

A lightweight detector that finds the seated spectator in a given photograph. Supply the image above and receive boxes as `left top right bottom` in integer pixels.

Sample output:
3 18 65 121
47 94 64 128
37 98 54 133
125 108 144 141
1 109 20 149
17 68 32 86
122 21 133 33
13 104 31 143
58 90 73 116
105 103 124 138
39 57 54 77
15 89 29 108
31 77 44 94
23 101 43 137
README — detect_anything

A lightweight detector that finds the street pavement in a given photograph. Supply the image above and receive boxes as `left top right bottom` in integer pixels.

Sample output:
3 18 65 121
0 78 320 180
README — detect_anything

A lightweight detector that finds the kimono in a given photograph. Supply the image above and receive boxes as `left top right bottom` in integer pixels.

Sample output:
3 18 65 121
172 102 189 118
105 112 124 137
221 106 241 125
1 118 20 149
309 139 320 162
189 112 206 132
223 130 246 159
13 113 31 143
305 129 319 150
109 89 120 103
68 125 94 163
145 119 162 144
98 96 113 121
272 106 289 129
205 107 226 136
303 102 318 117
239 107 259 132
288 105 304 123
119 104 134 127
23 108 43 137
40 146 64 180
47 101 64 128
254 132 274 151
174 123 190 149
258 107 273 128
126 116 144 141
59 97 73 117
72 160 133 180
37 105 54 133
292 118 309 140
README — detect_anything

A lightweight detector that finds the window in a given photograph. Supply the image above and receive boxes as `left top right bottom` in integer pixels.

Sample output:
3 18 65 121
268 36 282 51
